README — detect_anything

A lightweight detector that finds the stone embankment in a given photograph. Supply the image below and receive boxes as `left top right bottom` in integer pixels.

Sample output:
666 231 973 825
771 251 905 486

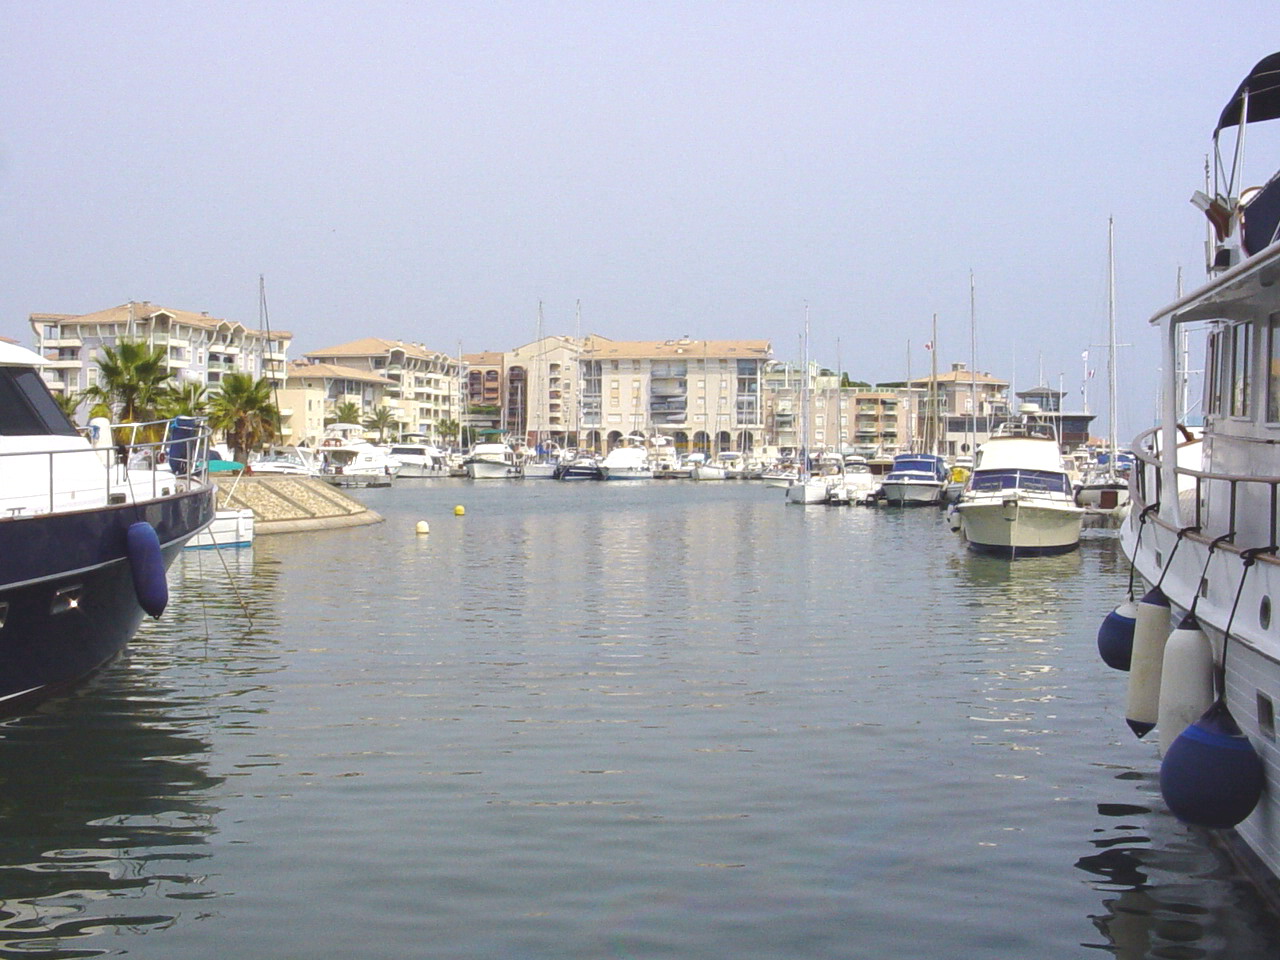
214 476 383 534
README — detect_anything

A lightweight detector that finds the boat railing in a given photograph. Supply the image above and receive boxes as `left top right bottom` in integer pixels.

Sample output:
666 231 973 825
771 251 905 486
1131 424 1280 552
0 416 212 519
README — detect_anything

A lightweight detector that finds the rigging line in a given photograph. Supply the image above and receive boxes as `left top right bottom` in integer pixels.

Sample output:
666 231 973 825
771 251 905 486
1154 525 1198 590
212 537 255 629
1187 532 1236 616
1216 547 1267 695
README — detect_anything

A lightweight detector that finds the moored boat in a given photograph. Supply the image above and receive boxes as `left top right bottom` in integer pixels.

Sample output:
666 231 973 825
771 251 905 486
0 341 215 714
1111 51 1280 893
878 453 948 505
952 406 1083 556
463 441 521 479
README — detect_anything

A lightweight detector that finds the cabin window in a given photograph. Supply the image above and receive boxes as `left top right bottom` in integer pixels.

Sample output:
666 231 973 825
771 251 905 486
1231 322 1251 417
0 368 79 436
1205 329 1220 416
1268 315 1280 422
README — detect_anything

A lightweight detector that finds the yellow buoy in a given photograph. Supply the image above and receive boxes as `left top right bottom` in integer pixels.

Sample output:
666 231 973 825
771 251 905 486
454 505 465 516
415 520 430 535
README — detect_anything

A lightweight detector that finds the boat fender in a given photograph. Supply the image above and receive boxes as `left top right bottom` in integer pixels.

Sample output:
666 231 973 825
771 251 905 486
1156 613 1216 756
1124 586 1171 737
1097 598 1138 671
1160 699 1263 829
126 521 168 618
946 505 961 533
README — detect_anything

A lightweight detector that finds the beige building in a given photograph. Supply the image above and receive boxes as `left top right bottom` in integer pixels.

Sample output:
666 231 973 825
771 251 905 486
908 362 1010 456
577 336 772 452
303 338 461 440
28 301 291 409
279 361 398 445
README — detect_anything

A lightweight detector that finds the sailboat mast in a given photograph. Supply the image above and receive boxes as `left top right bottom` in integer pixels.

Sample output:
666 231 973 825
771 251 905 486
929 312 939 454
1107 216 1118 472
968 271 977 454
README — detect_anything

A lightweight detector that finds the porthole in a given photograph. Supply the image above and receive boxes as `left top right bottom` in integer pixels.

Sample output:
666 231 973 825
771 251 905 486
1200 578 1211 599
1258 692 1276 741
1261 595 1273 631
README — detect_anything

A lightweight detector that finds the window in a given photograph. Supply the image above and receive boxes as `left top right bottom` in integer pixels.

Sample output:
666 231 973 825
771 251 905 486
1232 322 1251 417
1206 329 1221 416
1269 316 1280 422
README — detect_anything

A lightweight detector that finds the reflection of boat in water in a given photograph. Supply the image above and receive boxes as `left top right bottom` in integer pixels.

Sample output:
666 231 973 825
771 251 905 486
0 341 215 714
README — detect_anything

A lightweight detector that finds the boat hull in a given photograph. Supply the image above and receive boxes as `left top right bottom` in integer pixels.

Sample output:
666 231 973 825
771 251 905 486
600 466 653 480
956 497 1082 556
880 479 945 505
466 460 519 479
0 486 214 713
187 507 254 548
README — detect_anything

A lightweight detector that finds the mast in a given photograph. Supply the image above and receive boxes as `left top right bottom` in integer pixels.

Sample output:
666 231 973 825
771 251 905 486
928 312 939 454
968 271 977 455
1107 216 1118 476
800 306 810 474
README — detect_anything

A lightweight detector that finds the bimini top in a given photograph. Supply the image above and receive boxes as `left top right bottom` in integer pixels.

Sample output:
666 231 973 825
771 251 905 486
1217 52 1280 131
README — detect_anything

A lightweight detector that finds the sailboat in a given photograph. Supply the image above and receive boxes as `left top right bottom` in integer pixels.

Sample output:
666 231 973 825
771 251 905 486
1075 218 1131 520
880 314 947 505
523 302 559 479
787 308 840 504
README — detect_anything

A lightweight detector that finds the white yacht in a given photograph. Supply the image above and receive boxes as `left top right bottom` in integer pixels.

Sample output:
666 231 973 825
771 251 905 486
952 406 1083 556
249 445 321 476
599 437 653 480
1112 51 1280 891
464 441 521 479
387 435 449 478
878 453 949 505
318 425 402 485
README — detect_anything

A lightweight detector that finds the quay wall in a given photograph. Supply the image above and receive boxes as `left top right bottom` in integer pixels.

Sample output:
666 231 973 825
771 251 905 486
214 476 383 534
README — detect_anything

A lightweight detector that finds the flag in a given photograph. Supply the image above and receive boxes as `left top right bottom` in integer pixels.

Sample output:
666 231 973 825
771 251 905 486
924 341 933 351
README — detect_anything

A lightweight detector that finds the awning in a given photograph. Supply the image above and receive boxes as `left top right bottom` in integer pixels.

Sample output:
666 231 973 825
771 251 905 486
1216 52 1280 131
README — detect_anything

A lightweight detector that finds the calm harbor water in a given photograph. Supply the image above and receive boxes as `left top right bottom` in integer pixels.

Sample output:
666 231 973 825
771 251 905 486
0 480 1277 959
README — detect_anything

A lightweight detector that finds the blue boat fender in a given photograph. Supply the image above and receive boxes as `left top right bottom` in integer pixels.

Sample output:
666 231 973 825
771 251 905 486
1097 598 1138 671
1160 699 1264 829
127 521 168 618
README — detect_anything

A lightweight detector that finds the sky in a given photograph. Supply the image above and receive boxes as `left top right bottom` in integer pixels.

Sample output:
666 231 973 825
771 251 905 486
2 1 1277 443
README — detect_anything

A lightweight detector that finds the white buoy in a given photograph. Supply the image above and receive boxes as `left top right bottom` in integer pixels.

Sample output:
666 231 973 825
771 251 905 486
1157 613 1216 756
1125 587 1171 738
415 520 430 535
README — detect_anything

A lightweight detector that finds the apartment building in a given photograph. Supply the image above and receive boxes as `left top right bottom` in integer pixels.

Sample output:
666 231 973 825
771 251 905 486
577 336 771 452
28 301 291 407
279 361 398 445
303 338 461 439
908 362 1011 456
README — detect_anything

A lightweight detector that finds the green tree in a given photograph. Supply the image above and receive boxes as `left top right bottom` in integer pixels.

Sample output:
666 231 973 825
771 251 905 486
86 340 171 422
328 401 361 426
363 406 398 443
53 391 81 422
436 418 460 444
209 372 279 463
162 381 208 418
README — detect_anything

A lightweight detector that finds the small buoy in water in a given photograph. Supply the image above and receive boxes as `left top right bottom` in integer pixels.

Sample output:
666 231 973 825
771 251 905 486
1160 699 1263 828
1125 586 1171 738
415 520 430 535
1097 598 1139 671
454 505 465 516
1157 613 1216 756
126 521 168 618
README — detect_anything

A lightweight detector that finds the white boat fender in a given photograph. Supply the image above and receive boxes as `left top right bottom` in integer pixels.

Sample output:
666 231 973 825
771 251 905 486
946 505 961 533
126 521 168 618
1124 586 1170 738
1097 597 1138 671
1156 613 1216 756
1160 698 1263 828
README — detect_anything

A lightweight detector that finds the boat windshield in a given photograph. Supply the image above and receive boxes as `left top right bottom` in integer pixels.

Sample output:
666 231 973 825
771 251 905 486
0 367 79 437
970 469 1070 494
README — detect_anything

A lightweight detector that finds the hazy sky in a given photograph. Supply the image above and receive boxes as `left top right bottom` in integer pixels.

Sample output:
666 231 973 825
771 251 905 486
3 2 1276 440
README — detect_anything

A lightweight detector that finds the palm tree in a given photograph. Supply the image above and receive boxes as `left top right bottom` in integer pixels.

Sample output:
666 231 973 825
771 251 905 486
52 391 82 422
85 340 171 422
209 372 279 463
363 406 398 443
162 381 208 418
328 401 361 427
437 418 460 444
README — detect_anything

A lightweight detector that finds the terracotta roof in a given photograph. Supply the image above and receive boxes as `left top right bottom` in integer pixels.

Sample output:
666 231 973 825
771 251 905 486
286 360 395 385
580 335 771 360
908 369 1007 386
307 337 449 361
463 351 505 366
29 302 291 340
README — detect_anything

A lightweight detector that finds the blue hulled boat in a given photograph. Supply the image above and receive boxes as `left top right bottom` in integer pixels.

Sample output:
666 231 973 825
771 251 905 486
0 340 215 714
